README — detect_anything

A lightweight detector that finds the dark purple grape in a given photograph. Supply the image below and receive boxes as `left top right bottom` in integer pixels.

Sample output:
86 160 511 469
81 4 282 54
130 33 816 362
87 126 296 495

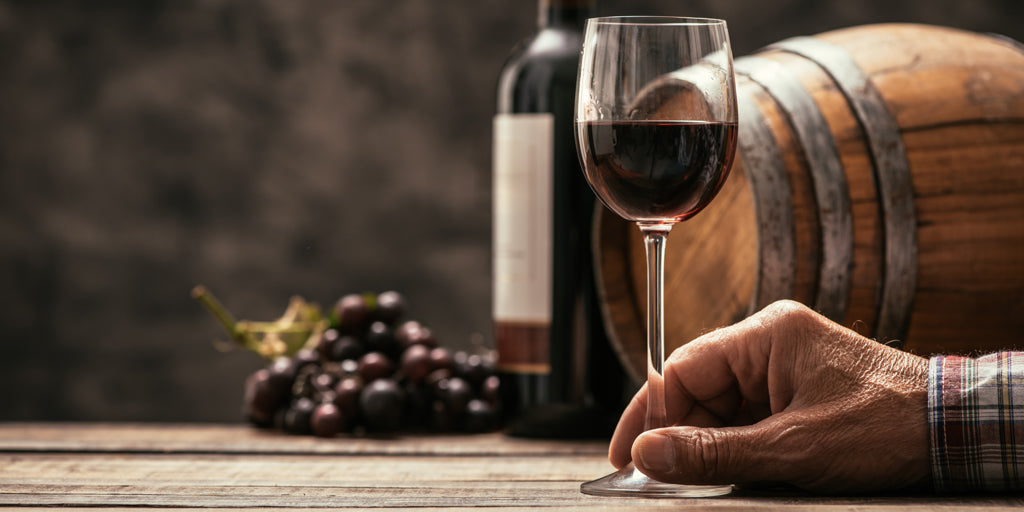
430 400 455 433
339 358 359 375
405 325 438 349
481 375 500 406
456 353 488 388
282 397 316 434
426 368 453 394
400 344 432 383
402 380 433 429
357 352 393 382
394 320 423 347
243 369 287 427
272 407 288 431
366 321 400 358
316 328 341 360
289 363 320 400
311 402 346 437
375 291 406 324
429 347 455 373
463 398 498 433
330 334 364 362
293 348 320 369
334 293 370 332
452 351 469 374
332 376 364 419
312 371 336 391
437 376 472 418
317 389 338 406
360 379 405 433
267 356 298 391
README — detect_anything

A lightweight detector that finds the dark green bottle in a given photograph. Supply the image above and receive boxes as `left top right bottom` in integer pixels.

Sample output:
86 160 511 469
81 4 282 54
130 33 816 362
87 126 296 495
492 0 627 438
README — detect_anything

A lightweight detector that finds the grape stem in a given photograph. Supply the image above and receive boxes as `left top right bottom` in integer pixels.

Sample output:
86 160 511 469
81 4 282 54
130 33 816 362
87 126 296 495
191 285 260 352
192 285 329 360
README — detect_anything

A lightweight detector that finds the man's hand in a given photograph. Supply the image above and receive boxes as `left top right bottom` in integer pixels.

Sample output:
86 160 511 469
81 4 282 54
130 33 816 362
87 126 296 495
609 300 930 493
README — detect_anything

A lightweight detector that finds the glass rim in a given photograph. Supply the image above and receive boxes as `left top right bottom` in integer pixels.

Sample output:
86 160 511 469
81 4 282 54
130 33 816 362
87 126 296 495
586 16 727 27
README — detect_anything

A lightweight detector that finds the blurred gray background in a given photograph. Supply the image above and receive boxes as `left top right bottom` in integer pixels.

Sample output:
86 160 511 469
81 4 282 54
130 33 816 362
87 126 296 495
2 0 1021 423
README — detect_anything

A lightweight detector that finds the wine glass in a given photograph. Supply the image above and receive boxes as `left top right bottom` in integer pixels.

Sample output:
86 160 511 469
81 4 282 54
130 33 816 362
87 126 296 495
574 16 737 497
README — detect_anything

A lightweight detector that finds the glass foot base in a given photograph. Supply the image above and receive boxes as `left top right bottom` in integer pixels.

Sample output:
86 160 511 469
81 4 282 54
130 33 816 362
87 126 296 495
580 463 734 498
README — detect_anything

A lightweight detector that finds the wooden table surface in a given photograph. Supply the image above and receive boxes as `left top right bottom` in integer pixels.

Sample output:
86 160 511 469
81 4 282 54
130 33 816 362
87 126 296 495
0 423 1020 510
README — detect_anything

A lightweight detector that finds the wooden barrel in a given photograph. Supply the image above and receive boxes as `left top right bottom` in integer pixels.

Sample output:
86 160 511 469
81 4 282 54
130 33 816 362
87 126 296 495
594 24 1024 383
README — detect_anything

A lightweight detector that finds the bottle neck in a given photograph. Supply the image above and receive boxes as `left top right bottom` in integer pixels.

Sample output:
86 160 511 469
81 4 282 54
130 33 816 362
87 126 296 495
538 0 595 30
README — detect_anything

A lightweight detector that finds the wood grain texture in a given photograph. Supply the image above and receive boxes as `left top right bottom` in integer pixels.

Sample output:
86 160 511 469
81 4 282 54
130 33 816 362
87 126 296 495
0 422 606 456
1 423 1022 510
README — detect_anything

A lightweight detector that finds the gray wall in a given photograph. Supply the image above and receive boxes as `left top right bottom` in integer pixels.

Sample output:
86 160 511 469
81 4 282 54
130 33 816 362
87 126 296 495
2 0 1020 422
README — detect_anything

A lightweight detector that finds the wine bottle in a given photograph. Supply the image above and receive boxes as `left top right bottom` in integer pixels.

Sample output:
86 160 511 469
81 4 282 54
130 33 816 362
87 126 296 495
492 0 626 438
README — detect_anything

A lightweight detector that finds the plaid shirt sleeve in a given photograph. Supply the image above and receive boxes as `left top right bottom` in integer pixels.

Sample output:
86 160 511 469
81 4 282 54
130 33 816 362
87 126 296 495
928 352 1024 493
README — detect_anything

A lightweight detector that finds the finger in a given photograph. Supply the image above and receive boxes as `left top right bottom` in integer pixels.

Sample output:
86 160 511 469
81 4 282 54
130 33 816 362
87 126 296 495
608 383 647 469
632 416 803 486
662 309 778 425
677 400 736 428
609 380 741 469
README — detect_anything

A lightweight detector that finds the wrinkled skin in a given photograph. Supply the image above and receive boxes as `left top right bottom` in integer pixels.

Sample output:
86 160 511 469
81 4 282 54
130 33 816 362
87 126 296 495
609 300 930 494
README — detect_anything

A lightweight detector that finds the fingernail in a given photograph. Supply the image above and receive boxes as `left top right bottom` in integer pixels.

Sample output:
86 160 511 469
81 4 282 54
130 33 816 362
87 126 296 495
637 432 676 475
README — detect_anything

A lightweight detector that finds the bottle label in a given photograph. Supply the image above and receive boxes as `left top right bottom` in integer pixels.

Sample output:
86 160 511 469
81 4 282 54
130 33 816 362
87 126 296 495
492 113 554 369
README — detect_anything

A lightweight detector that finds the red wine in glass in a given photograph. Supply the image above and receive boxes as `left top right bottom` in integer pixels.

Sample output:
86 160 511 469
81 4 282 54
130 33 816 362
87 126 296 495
577 120 737 222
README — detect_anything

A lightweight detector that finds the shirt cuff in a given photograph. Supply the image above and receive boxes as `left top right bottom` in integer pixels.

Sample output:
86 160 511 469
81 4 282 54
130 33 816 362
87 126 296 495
928 352 1024 493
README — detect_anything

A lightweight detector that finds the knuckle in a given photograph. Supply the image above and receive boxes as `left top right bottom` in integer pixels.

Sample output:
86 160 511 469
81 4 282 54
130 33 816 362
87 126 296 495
762 299 818 332
762 299 809 320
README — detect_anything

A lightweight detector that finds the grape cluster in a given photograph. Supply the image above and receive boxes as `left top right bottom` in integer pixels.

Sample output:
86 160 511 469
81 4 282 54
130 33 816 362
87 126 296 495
241 291 500 437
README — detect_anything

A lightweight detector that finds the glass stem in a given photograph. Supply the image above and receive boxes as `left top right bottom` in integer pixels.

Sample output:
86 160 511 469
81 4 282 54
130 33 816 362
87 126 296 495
639 223 673 432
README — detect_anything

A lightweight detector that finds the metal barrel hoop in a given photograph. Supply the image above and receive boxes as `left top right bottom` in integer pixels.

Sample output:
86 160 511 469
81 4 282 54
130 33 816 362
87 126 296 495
771 36 917 346
734 75 796 313
734 55 854 324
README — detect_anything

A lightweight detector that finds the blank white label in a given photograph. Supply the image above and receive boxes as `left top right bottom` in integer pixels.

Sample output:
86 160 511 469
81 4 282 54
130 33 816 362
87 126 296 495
492 113 553 324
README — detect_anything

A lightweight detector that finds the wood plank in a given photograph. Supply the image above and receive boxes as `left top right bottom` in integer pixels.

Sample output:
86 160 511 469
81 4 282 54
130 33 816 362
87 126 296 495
4 483 1022 510
4 451 600 508
4 489 1022 511
0 422 607 456
2 424 1023 510
1 508 1021 512
3 452 1023 510
0 453 609 483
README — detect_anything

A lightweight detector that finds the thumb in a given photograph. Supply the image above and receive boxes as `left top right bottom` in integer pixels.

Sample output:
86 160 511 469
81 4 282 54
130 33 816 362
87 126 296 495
632 422 797 486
